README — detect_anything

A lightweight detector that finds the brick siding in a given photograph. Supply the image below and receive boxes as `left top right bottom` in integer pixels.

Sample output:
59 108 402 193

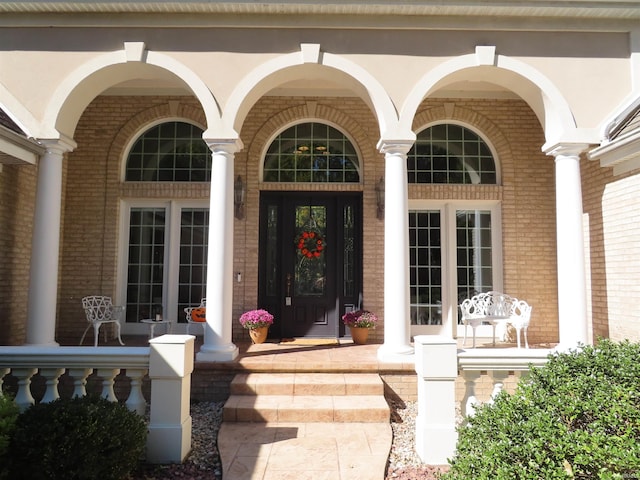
2 93 635 346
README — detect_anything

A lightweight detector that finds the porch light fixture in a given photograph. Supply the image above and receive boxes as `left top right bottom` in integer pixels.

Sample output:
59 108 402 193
234 175 245 220
375 176 385 220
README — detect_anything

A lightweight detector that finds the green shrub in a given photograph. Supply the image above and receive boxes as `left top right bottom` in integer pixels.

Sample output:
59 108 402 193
442 339 640 480
8 395 147 480
0 394 19 480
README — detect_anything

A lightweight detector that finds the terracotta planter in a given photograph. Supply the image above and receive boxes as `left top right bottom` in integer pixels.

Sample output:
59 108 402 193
248 326 269 344
349 326 370 345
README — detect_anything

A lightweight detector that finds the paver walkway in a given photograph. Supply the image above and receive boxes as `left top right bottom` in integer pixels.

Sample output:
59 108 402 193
219 371 392 480
219 422 391 480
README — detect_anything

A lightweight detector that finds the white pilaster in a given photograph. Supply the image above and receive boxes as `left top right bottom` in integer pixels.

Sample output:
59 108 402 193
546 143 590 348
26 138 76 346
197 139 242 362
377 141 414 360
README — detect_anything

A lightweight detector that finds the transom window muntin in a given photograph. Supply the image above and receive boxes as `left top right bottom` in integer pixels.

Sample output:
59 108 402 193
125 121 211 182
263 122 360 183
408 123 496 184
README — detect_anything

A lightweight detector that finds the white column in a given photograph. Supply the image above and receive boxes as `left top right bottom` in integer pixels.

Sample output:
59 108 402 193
546 144 590 347
378 141 414 360
196 140 241 362
26 138 75 346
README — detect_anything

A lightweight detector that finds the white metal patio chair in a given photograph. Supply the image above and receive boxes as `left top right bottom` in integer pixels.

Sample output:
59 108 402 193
184 298 206 336
80 295 125 347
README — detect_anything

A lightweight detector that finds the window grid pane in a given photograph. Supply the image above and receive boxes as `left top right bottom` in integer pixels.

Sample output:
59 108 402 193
408 124 496 185
409 211 442 326
126 122 211 182
177 209 209 323
264 123 360 183
126 208 165 322
456 210 493 323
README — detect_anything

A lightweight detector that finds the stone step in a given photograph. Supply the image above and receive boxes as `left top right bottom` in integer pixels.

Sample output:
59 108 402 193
224 373 390 423
223 394 390 423
230 372 384 396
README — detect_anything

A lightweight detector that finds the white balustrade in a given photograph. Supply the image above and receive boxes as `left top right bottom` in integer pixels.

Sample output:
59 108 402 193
0 335 195 464
415 336 552 464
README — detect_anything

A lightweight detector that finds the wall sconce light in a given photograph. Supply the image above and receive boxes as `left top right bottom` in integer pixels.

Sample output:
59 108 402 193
375 176 385 220
234 175 245 220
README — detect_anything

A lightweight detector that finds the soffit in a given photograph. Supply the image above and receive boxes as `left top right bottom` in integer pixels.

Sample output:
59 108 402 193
0 1 639 29
589 99 640 175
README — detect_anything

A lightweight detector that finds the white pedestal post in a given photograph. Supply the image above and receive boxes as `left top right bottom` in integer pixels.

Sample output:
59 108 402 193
414 335 458 464
147 335 195 463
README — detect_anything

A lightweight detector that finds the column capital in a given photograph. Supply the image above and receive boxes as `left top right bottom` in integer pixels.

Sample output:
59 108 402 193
39 136 77 155
543 142 590 159
203 137 244 155
377 139 415 156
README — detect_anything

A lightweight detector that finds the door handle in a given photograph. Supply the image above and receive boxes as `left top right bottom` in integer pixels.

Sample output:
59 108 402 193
285 273 292 306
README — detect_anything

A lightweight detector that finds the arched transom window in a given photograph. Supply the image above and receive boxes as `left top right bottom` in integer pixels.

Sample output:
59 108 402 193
125 121 211 182
408 124 496 184
264 122 360 183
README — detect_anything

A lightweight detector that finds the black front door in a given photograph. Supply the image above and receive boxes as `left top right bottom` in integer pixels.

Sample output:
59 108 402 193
258 192 362 338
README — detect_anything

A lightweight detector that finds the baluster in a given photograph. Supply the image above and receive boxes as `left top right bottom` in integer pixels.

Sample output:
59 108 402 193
488 370 509 403
96 368 120 402
461 370 481 418
125 368 148 415
39 367 65 403
68 368 93 398
11 367 37 411
0 368 9 396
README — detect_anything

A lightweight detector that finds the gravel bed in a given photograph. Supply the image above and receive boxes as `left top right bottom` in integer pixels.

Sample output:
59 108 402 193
131 399 449 480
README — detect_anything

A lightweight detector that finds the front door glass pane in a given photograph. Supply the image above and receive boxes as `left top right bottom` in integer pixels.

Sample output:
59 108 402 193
265 205 279 297
343 204 355 297
409 211 442 325
294 205 327 296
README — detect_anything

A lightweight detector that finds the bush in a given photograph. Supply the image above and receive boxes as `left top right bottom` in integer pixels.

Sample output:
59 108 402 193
8 395 147 480
0 394 19 480
442 339 640 480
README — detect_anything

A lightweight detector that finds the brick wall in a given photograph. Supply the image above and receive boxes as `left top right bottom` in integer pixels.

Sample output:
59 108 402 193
582 157 640 343
51 94 561 345
57 96 208 343
0 163 37 345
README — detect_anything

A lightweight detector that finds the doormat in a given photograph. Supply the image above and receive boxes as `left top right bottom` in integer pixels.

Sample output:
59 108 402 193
280 338 339 346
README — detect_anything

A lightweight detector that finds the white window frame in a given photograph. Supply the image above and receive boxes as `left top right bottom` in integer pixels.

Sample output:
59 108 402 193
408 199 503 339
117 198 209 335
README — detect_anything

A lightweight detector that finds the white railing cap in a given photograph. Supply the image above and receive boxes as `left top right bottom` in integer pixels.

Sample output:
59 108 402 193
458 348 552 371
0 346 150 369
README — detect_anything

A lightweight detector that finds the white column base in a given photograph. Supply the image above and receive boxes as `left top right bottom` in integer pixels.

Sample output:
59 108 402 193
377 344 414 363
196 344 239 362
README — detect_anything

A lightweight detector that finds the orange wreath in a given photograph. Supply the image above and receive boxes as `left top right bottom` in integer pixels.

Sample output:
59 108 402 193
295 230 325 259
